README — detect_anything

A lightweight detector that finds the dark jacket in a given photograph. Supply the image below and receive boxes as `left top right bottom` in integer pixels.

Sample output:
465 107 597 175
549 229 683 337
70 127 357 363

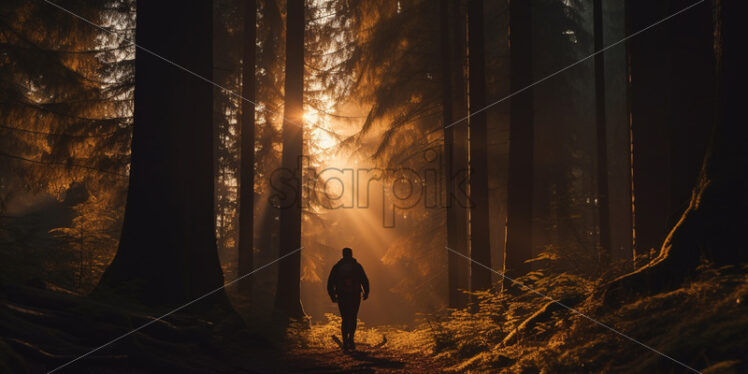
327 257 369 300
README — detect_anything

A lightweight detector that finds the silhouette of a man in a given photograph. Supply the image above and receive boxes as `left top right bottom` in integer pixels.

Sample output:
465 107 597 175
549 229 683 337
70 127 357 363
327 247 369 350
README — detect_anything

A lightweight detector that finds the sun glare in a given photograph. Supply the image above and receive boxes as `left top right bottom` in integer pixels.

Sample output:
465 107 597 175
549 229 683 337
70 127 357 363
311 126 337 150
304 95 339 154
303 109 319 124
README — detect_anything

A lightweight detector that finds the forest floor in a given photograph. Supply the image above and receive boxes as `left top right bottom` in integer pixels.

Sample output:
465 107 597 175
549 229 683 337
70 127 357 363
2 264 747 373
279 344 446 373
274 313 448 373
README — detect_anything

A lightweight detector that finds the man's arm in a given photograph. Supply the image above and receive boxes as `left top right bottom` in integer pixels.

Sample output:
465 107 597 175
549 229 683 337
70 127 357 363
360 264 370 300
327 265 337 302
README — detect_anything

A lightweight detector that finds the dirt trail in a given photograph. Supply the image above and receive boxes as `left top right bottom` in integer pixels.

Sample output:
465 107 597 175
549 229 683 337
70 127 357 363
279 343 447 373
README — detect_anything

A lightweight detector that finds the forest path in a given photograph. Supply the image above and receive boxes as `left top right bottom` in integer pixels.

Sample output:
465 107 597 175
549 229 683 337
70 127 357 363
279 343 447 373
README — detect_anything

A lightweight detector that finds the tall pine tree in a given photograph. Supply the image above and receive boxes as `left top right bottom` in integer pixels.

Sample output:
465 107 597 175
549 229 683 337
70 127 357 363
273 0 306 320
593 0 612 264
503 0 534 287
467 0 492 291
442 0 470 309
97 1 228 310
238 0 258 295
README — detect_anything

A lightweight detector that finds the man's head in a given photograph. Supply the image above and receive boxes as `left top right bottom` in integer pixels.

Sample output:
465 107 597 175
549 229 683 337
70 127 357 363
342 247 353 258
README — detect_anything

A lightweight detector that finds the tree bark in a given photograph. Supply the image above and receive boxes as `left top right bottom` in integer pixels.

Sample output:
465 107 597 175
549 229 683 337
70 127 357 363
623 0 635 264
442 0 470 309
666 0 714 227
593 0 611 265
467 0 492 292
503 0 534 288
273 0 306 321
626 0 672 259
96 1 228 312
238 0 257 296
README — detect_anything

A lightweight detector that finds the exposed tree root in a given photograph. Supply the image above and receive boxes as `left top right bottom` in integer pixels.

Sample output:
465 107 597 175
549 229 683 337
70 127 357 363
601 200 703 307
496 296 580 348
602 117 747 307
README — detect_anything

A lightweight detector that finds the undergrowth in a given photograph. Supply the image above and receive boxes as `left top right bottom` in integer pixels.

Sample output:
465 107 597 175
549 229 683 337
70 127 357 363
434 265 747 373
289 264 747 373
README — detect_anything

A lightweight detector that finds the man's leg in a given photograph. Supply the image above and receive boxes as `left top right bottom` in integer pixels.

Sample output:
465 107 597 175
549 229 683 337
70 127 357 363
337 300 350 349
349 297 361 349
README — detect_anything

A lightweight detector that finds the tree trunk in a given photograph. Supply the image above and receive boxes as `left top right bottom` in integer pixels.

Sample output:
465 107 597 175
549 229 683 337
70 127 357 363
503 0 534 288
96 1 228 311
238 0 257 296
273 0 306 321
442 0 470 309
593 0 612 265
626 0 672 260
666 0 714 227
467 0 492 292
604 0 747 303
624 0 636 264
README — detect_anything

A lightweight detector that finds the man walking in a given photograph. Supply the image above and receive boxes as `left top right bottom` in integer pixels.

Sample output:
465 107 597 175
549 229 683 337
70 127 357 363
327 247 369 350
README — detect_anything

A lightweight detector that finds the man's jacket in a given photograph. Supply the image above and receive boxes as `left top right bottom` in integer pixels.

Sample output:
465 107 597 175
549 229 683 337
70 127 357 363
327 257 369 299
